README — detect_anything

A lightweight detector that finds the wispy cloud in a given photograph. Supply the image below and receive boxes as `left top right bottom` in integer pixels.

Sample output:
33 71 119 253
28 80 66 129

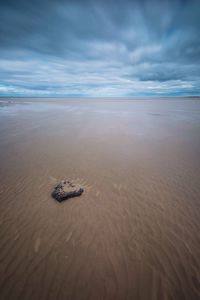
0 0 199 96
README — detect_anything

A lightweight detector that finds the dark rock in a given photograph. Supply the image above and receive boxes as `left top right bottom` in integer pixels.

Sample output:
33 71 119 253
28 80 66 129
52 180 84 202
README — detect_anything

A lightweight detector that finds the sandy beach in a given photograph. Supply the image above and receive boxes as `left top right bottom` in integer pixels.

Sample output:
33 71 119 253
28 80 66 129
0 98 200 300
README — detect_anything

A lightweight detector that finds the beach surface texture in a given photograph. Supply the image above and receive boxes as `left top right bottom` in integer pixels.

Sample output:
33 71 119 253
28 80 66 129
0 98 200 300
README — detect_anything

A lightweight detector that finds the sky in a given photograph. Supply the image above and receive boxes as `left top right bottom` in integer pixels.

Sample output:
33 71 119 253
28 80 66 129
0 0 199 97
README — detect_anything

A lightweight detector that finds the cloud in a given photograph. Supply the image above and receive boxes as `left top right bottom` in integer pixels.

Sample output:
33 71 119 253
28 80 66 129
0 0 199 96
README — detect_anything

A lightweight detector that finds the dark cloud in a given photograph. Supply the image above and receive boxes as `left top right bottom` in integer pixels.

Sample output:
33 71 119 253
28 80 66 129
0 0 199 96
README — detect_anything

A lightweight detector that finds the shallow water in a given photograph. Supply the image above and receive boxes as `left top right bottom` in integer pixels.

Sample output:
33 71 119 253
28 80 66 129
0 98 200 300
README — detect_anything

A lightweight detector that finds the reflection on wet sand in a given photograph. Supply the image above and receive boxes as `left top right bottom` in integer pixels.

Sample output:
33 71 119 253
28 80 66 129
0 98 200 300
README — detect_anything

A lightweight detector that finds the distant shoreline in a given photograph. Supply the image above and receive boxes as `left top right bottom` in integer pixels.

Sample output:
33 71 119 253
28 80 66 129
0 95 200 101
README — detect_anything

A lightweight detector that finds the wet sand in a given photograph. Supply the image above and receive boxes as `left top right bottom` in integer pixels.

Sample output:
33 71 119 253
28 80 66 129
0 98 200 300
